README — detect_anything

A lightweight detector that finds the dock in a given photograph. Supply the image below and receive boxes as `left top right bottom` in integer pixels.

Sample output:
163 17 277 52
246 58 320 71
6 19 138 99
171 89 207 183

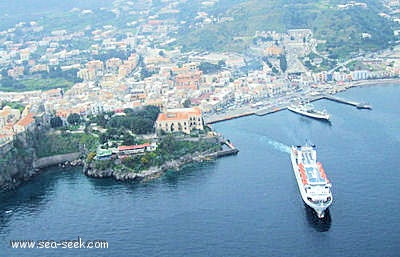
321 95 372 109
204 111 254 124
255 106 287 116
202 138 239 159
204 105 289 124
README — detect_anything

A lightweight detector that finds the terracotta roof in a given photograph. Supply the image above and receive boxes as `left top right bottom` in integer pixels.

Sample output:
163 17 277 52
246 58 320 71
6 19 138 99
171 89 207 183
118 143 150 151
44 88 61 95
156 107 202 122
0 109 10 118
3 124 14 130
0 134 13 141
157 112 188 121
56 110 70 118
15 114 35 127
148 20 162 26
114 108 125 113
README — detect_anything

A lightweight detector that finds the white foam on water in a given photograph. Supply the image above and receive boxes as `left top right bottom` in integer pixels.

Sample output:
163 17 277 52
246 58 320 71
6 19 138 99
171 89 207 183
259 136 291 154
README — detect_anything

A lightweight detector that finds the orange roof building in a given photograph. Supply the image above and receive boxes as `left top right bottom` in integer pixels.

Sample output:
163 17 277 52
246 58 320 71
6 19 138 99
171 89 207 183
155 107 204 134
118 143 150 152
0 106 21 127
13 113 35 134
174 71 203 90
265 45 283 56
117 143 157 156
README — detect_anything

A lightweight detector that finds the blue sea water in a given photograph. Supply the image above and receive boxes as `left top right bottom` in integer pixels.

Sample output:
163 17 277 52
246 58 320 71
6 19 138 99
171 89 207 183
0 84 399 257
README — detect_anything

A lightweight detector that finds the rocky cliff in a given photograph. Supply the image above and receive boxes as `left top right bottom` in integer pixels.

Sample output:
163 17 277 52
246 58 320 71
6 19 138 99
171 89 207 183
0 138 37 191
0 131 83 191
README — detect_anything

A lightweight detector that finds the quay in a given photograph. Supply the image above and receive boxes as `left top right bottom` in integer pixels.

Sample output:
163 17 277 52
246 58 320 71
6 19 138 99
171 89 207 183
204 105 288 124
197 137 239 160
204 111 254 124
206 138 239 158
254 106 286 116
321 94 372 109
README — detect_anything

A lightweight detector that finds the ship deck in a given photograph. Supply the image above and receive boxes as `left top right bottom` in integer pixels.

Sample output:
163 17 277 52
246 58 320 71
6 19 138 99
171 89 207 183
305 167 325 184
301 151 326 184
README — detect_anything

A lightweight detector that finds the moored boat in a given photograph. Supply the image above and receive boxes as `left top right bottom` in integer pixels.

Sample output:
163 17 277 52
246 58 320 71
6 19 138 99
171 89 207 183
288 103 330 120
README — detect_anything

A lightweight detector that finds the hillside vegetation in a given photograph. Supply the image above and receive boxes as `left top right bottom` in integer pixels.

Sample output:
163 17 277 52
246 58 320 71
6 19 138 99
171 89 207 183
177 0 396 57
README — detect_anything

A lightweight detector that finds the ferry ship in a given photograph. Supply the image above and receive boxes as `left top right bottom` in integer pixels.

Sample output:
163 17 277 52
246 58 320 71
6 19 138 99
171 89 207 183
290 144 333 218
287 103 330 120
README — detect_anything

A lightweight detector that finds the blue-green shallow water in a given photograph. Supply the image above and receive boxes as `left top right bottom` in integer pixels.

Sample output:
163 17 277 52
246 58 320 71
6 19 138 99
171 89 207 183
1 85 399 257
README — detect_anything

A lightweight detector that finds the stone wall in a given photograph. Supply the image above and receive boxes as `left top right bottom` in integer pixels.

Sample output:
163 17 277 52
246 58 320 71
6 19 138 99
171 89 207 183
33 152 81 169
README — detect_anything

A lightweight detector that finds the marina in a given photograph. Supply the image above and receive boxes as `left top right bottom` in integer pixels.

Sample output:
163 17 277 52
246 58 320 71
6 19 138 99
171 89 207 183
204 90 372 124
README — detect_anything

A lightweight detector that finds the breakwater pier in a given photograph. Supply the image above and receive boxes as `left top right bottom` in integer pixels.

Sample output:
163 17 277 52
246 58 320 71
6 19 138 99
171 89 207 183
321 94 372 109
213 139 239 157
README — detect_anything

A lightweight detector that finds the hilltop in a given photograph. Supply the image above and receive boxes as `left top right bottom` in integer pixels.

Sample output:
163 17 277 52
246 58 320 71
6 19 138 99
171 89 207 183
176 0 396 58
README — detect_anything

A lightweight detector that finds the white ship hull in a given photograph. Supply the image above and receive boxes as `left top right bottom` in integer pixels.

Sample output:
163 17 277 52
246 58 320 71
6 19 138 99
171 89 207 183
287 106 330 120
290 145 332 218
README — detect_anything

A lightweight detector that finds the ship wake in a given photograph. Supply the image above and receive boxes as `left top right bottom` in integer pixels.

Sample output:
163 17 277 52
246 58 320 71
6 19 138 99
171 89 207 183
259 136 291 154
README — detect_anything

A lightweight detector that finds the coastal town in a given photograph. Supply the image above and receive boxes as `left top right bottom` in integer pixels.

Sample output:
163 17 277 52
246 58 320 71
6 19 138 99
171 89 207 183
1 0 400 151
2 2 400 256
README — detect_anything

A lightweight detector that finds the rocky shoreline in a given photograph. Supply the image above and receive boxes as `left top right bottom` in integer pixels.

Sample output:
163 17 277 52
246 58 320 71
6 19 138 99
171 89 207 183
0 168 38 192
0 152 85 192
1 131 238 190
83 148 239 182
58 158 84 168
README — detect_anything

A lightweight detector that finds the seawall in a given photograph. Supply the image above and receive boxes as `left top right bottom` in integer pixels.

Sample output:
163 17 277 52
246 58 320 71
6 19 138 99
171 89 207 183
33 152 81 169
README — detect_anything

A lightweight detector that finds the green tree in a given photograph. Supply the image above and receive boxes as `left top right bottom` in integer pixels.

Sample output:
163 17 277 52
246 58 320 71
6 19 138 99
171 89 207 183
50 116 63 128
183 99 192 108
99 133 109 144
86 152 96 163
67 113 81 126
122 133 137 145
279 55 287 73
199 62 220 74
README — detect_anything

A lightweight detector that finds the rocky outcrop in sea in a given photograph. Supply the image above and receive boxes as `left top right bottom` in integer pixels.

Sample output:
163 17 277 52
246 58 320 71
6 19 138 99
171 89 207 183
83 151 223 182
